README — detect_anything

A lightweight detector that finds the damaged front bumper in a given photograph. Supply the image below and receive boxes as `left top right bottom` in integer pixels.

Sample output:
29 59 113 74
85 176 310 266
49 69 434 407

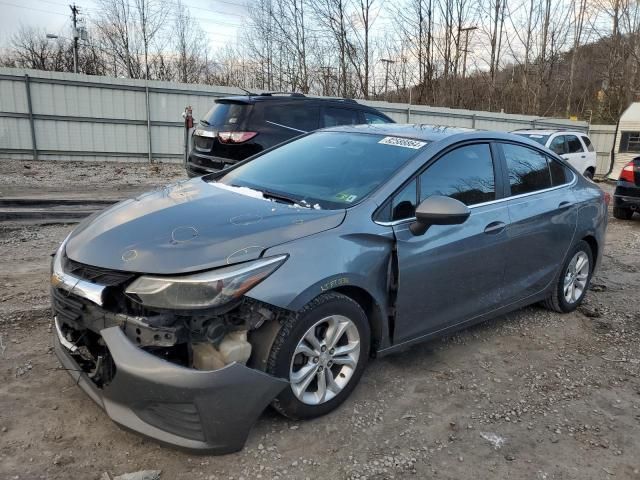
54 320 288 454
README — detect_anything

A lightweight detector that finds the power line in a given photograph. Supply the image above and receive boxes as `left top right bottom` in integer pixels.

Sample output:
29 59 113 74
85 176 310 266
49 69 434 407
0 0 70 17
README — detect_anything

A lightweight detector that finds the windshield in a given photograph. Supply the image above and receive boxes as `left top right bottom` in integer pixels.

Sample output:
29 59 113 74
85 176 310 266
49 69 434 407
515 133 550 145
215 131 427 209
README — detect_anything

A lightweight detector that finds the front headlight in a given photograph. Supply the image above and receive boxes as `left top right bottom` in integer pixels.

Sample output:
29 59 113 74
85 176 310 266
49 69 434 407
125 255 287 310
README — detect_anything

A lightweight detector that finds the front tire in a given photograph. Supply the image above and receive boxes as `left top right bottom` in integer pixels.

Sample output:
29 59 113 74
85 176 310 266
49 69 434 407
543 240 593 313
267 292 370 420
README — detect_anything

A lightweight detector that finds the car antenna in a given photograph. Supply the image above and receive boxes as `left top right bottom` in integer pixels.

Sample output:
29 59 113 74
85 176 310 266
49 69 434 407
235 85 256 96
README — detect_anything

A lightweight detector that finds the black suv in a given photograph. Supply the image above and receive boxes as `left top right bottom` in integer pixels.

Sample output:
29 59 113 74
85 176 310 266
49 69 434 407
186 93 394 176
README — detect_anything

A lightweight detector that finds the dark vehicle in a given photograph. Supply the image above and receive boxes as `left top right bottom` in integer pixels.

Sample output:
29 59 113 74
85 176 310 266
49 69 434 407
186 93 394 176
52 124 608 454
613 157 640 219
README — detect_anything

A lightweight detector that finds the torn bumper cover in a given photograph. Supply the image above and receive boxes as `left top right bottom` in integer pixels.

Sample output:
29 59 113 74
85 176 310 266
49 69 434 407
54 323 288 454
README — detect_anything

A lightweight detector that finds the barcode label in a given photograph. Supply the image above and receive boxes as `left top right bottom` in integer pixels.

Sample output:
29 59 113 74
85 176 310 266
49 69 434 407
378 136 427 149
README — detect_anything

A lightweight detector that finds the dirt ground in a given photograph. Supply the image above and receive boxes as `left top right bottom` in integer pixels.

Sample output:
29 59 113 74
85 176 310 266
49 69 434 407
1 159 639 480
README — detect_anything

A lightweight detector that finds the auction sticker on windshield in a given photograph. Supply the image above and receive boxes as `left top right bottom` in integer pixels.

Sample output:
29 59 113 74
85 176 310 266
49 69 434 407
378 137 427 149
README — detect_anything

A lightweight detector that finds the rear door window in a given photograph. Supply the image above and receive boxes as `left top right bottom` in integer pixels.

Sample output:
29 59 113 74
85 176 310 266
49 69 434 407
549 136 567 155
566 135 584 153
502 143 552 195
323 107 361 127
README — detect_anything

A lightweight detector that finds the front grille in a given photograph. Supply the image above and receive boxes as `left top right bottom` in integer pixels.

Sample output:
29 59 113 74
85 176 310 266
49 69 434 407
52 287 85 326
63 254 135 286
194 136 214 152
53 288 116 387
136 402 205 441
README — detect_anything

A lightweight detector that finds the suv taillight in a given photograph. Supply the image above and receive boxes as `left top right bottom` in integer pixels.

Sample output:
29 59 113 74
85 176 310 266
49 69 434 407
218 131 257 144
619 161 636 182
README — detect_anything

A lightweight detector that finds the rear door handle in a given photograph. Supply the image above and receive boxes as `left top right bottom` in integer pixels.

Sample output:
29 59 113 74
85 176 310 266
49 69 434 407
558 201 571 208
581 155 586 158
484 221 506 234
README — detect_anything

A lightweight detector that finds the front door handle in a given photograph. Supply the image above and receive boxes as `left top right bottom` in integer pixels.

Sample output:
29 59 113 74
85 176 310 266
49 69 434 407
484 221 506 234
558 201 571 208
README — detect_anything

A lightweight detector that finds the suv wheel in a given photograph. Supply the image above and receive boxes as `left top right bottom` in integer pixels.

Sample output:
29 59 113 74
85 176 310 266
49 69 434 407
613 206 634 220
267 292 370 420
543 240 593 313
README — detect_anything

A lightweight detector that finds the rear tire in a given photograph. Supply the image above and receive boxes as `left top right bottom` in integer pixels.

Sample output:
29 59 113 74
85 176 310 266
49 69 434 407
543 240 593 313
613 206 634 220
266 292 370 420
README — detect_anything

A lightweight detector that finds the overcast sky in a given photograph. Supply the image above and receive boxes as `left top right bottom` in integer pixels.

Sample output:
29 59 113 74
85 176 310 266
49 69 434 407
0 0 245 53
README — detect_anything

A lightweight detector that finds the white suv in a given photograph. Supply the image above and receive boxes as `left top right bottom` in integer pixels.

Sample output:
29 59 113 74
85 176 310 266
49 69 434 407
513 130 597 178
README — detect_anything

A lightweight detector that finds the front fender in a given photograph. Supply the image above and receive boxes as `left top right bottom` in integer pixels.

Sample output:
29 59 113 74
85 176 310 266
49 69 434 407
245 227 395 349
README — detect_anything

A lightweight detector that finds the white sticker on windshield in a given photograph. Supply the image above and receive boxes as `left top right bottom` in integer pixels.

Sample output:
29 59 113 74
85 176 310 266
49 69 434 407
378 136 427 149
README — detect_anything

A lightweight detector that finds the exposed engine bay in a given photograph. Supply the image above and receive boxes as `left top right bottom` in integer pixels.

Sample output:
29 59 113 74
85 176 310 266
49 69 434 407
52 251 286 388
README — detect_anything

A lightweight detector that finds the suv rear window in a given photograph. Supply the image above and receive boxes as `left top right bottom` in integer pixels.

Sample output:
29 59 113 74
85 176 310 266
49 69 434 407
201 101 249 128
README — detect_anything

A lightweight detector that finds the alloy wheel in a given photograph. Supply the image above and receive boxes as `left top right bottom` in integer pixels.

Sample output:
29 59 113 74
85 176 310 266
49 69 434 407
563 251 590 304
289 315 361 405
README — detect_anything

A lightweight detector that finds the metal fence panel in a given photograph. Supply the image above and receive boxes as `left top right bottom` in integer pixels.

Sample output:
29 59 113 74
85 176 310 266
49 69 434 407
0 67 617 174
0 117 31 149
0 77 29 113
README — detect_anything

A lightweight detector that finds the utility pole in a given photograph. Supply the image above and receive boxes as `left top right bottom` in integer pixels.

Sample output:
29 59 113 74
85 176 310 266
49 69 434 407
460 26 477 80
70 4 80 73
381 58 395 101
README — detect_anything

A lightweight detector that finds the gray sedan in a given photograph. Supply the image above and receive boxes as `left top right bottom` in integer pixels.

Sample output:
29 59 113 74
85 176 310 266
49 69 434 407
51 124 608 453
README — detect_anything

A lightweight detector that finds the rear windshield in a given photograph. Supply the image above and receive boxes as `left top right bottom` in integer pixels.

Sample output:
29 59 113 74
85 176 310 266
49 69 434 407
214 132 427 209
200 101 249 128
515 133 550 145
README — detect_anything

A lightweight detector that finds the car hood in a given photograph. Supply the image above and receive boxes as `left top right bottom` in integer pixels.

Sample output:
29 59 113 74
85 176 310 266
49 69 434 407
65 178 345 274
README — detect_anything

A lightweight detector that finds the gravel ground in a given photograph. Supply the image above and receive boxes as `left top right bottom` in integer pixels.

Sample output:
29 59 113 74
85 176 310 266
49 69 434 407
0 159 185 199
0 161 639 480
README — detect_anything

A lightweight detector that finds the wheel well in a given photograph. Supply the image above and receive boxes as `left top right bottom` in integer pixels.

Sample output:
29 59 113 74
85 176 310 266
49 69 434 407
582 235 598 262
585 166 595 173
333 286 384 356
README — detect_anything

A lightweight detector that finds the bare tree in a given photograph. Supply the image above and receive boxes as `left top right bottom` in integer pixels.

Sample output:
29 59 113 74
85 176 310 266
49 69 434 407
174 0 209 84
133 0 169 80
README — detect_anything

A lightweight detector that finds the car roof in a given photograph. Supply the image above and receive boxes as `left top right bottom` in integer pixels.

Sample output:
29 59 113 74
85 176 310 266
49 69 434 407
321 123 478 142
514 129 587 136
219 94 366 107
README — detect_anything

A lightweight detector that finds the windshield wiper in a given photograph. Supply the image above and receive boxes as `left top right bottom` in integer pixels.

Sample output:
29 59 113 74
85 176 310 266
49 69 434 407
262 190 309 208
199 119 211 126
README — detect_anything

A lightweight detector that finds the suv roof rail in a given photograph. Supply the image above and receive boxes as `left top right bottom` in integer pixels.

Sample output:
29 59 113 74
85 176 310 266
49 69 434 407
259 92 306 97
512 127 579 132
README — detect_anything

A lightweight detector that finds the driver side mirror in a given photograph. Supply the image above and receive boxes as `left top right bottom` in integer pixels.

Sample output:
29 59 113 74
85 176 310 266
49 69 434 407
409 195 470 236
